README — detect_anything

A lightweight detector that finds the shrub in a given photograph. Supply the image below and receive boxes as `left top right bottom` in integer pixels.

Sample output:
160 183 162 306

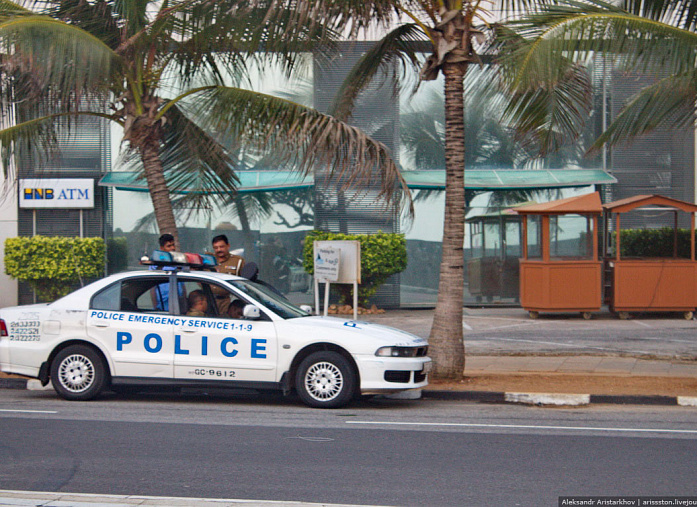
619 228 692 258
5 236 106 301
302 230 407 307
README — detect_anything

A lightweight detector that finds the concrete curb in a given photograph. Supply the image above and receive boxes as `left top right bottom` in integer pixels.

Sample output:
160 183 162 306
423 390 694 406
2 379 695 407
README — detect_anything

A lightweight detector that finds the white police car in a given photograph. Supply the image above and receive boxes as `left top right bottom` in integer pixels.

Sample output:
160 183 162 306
0 256 431 408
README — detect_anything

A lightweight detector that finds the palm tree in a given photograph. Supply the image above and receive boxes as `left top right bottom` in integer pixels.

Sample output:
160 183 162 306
285 0 560 379
0 0 411 247
499 0 697 153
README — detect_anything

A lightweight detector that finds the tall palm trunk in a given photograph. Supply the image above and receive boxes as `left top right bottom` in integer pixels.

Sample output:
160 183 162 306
428 62 468 379
140 141 179 246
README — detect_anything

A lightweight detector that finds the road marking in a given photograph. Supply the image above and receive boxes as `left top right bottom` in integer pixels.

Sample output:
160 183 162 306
469 336 618 351
462 320 473 330
633 320 651 328
463 315 532 322
346 420 697 435
286 436 335 442
469 322 540 332
632 336 697 344
0 409 58 414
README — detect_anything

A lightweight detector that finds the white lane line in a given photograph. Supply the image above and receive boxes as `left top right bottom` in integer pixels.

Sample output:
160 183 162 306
470 322 540 332
346 420 697 435
633 321 652 328
632 336 697 344
463 316 533 322
0 409 58 414
468 336 619 351
462 320 473 330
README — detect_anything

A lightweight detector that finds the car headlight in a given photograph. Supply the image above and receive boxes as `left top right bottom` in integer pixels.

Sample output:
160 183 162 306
375 346 427 357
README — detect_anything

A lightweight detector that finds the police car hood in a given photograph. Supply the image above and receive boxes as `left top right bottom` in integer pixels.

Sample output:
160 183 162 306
282 316 428 348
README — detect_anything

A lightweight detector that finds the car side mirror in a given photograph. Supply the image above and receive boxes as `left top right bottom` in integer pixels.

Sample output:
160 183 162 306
243 305 261 320
299 305 313 314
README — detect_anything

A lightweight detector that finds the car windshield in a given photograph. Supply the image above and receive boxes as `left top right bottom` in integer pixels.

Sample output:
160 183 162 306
227 280 310 319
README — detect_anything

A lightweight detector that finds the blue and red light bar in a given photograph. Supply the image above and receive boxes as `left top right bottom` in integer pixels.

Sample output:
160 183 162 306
142 250 217 270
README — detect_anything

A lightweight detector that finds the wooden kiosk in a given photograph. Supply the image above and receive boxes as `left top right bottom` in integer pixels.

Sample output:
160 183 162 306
517 193 603 319
603 195 697 319
466 207 522 302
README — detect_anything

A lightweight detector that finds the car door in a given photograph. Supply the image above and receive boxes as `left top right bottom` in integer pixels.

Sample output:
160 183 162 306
172 278 278 383
87 275 175 379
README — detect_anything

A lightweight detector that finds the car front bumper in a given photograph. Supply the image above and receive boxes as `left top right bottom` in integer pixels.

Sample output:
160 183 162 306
354 355 431 394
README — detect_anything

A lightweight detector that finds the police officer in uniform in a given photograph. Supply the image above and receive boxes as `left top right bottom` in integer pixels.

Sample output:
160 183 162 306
211 234 245 314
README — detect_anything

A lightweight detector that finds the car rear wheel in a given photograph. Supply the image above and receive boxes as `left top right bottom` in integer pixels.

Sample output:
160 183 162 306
295 351 357 409
50 345 107 401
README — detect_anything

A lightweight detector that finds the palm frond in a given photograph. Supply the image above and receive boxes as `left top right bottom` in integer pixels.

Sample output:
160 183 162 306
0 16 121 106
618 0 697 31
189 86 413 215
329 23 425 121
591 72 697 150
507 0 697 86
119 101 242 213
112 0 151 38
0 110 113 178
46 0 123 49
0 0 32 18
502 61 593 156
160 2 335 91
262 0 399 38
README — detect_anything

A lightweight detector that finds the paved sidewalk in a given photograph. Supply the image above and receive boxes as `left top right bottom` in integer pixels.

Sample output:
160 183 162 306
465 355 697 377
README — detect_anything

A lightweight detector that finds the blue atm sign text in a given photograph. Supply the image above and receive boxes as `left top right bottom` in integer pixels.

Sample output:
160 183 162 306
23 187 90 200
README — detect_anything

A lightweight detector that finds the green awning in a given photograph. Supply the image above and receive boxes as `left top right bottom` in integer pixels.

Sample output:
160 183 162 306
98 171 314 194
99 168 616 194
403 169 617 190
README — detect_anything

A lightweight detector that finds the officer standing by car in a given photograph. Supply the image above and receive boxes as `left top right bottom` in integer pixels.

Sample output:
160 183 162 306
151 233 178 310
211 234 245 314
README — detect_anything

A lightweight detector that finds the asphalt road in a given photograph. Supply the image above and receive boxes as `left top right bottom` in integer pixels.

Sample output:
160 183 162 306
1 389 696 506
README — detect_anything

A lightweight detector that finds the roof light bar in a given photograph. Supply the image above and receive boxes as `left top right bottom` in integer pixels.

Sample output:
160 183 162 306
141 250 218 271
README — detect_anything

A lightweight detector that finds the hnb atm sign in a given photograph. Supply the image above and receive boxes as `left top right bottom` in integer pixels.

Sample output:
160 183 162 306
19 179 94 209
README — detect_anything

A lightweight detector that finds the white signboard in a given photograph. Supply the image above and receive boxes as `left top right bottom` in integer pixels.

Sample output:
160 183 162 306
313 240 361 284
19 178 94 209
313 240 361 319
313 245 340 282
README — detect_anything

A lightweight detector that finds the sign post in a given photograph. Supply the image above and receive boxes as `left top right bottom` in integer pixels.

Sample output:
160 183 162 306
313 240 361 320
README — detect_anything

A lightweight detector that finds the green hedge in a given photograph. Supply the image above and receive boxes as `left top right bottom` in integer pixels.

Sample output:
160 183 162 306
5 236 106 301
302 230 407 307
619 228 692 258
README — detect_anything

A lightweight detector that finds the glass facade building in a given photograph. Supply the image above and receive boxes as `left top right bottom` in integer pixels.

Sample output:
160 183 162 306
3 47 694 308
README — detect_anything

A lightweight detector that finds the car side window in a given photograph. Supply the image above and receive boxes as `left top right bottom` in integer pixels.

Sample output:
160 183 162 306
91 282 121 311
124 278 172 313
91 277 171 313
177 279 249 320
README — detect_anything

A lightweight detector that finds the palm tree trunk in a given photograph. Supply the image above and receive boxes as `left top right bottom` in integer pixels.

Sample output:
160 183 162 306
140 141 179 246
428 62 467 380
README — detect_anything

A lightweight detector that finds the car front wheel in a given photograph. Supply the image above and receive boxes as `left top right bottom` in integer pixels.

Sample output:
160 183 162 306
50 345 107 401
295 351 357 409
